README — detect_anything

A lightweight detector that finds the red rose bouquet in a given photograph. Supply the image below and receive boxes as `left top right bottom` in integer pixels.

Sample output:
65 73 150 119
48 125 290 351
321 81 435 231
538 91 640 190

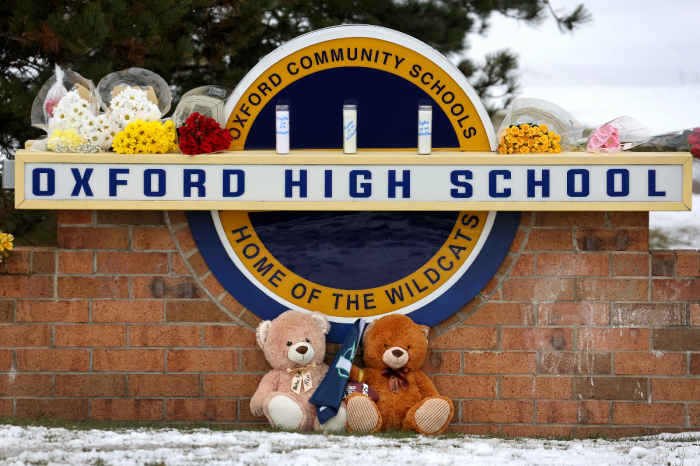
628 126 700 158
178 112 233 155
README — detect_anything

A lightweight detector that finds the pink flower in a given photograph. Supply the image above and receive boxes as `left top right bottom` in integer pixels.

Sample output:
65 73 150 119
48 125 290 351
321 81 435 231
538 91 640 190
588 124 621 153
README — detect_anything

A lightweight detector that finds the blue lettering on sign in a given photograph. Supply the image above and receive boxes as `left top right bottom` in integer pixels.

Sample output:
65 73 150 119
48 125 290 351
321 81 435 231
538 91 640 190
184 169 206 198
285 169 307 198
32 168 55 196
109 168 129 197
450 170 473 198
527 169 550 198
324 170 332 198
388 170 410 198
144 169 166 197
71 168 93 197
648 169 666 197
223 169 245 197
567 169 590 197
349 170 372 198
489 170 511 198
607 169 629 197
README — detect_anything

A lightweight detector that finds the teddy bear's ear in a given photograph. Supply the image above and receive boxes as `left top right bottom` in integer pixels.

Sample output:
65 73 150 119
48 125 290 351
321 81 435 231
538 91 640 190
311 312 330 335
361 320 376 346
419 325 430 340
255 320 272 348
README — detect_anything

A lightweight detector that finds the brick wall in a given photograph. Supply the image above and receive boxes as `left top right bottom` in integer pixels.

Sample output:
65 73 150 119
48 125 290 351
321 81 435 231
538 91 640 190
0 210 699 437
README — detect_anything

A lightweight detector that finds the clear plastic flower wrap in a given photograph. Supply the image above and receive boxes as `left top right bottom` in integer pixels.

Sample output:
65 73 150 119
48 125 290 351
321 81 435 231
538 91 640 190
626 126 700 157
172 85 232 128
172 86 234 155
97 68 172 119
579 116 651 153
496 98 584 154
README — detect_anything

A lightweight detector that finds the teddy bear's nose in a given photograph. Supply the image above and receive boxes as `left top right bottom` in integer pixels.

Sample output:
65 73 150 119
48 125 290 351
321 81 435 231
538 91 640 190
392 349 404 358
296 345 309 354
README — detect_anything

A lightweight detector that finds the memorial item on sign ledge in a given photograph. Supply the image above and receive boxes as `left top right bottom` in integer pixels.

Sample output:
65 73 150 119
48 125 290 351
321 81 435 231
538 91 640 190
0 232 14 263
496 98 583 154
172 86 234 155
344 314 454 436
627 126 700 157
576 116 651 153
250 311 347 432
30 65 108 153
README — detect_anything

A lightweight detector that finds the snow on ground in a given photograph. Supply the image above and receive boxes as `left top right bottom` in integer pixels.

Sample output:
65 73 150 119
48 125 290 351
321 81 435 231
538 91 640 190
1 426 700 466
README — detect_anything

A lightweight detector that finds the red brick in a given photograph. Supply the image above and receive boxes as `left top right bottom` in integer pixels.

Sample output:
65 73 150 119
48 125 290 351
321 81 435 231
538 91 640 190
7 247 31 273
129 325 200 347
652 279 700 301
93 349 164 372
242 349 273 372
537 253 609 276
501 425 574 438
464 302 533 326
204 326 258 348
501 328 573 351
0 399 11 417
537 401 609 424
168 211 189 226
18 349 89 371
676 250 700 277
235 311 263 328
612 253 649 276
520 212 533 226
129 374 200 396
238 398 267 423
55 374 126 396
538 302 609 326
33 247 56 272
689 404 700 426
0 276 53 298
577 278 648 301
0 350 12 373
0 374 51 395
478 277 499 298
92 399 163 421
166 399 237 421
613 402 684 425
133 227 176 250
57 276 128 299
58 251 93 274
167 349 238 372
462 400 533 423
463 352 535 374
502 278 575 301
92 300 163 323
613 303 685 326
577 426 651 439
57 210 92 224
578 328 649 351
17 399 88 420
576 377 647 401
54 324 126 347
202 273 226 297
437 313 461 330
614 353 685 375
577 229 648 252
0 301 12 322
652 251 676 277
610 211 648 227
17 300 88 323
97 252 168 274
58 226 129 249
653 329 700 351
204 374 264 397
219 294 245 316
166 301 232 323
175 227 197 253
184 251 209 277
172 253 190 275
430 375 497 398
96 210 163 226
446 425 498 435
428 327 497 350
496 254 514 277
692 304 700 326
690 354 700 375
509 230 526 253
524 229 573 251
652 379 700 401
540 352 611 375
0 324 51 346
501 376 573 400
132 276 203 299
535 212 605 227
510 254 534 276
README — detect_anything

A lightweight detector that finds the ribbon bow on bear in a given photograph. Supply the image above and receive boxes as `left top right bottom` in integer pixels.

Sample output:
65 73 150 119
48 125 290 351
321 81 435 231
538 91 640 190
288 363 316 394
381 367 410 393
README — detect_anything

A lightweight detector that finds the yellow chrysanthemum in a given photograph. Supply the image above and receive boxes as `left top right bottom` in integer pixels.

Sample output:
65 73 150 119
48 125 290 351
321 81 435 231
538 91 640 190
113 120 179 154
540 124 549 133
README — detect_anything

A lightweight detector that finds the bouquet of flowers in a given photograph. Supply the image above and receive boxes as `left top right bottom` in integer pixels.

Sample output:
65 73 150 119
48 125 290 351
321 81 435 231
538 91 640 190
627 127 700 157
172 85 233 155
579 116 651 153
0 231 14 263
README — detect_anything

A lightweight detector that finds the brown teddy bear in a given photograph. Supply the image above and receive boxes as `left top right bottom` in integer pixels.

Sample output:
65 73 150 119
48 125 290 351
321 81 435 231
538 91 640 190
345 314 454 435
250 310 347 432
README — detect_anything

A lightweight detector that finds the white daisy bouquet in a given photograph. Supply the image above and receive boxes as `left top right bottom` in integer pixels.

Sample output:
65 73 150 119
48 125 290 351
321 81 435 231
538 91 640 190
108 87 161 129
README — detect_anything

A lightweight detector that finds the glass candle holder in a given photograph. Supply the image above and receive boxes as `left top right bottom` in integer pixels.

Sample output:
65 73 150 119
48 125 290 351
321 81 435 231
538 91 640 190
343 104 357 154
276 105 290 154
418 105 432 155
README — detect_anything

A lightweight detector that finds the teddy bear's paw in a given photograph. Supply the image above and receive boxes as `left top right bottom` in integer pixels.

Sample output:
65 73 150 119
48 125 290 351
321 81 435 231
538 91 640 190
267 395 304 430
346 395 380 433
415 398 451 434
321 406 347 433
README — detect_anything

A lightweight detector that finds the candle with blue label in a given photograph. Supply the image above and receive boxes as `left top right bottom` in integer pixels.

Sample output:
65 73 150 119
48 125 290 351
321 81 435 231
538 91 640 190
418 105 432 155
343 104 357 154
276 105 290 154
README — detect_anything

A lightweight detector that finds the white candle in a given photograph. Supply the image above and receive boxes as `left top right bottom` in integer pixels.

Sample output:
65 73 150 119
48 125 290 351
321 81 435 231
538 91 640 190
276 105 290 154
343 105 357 154
418 105 432 155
